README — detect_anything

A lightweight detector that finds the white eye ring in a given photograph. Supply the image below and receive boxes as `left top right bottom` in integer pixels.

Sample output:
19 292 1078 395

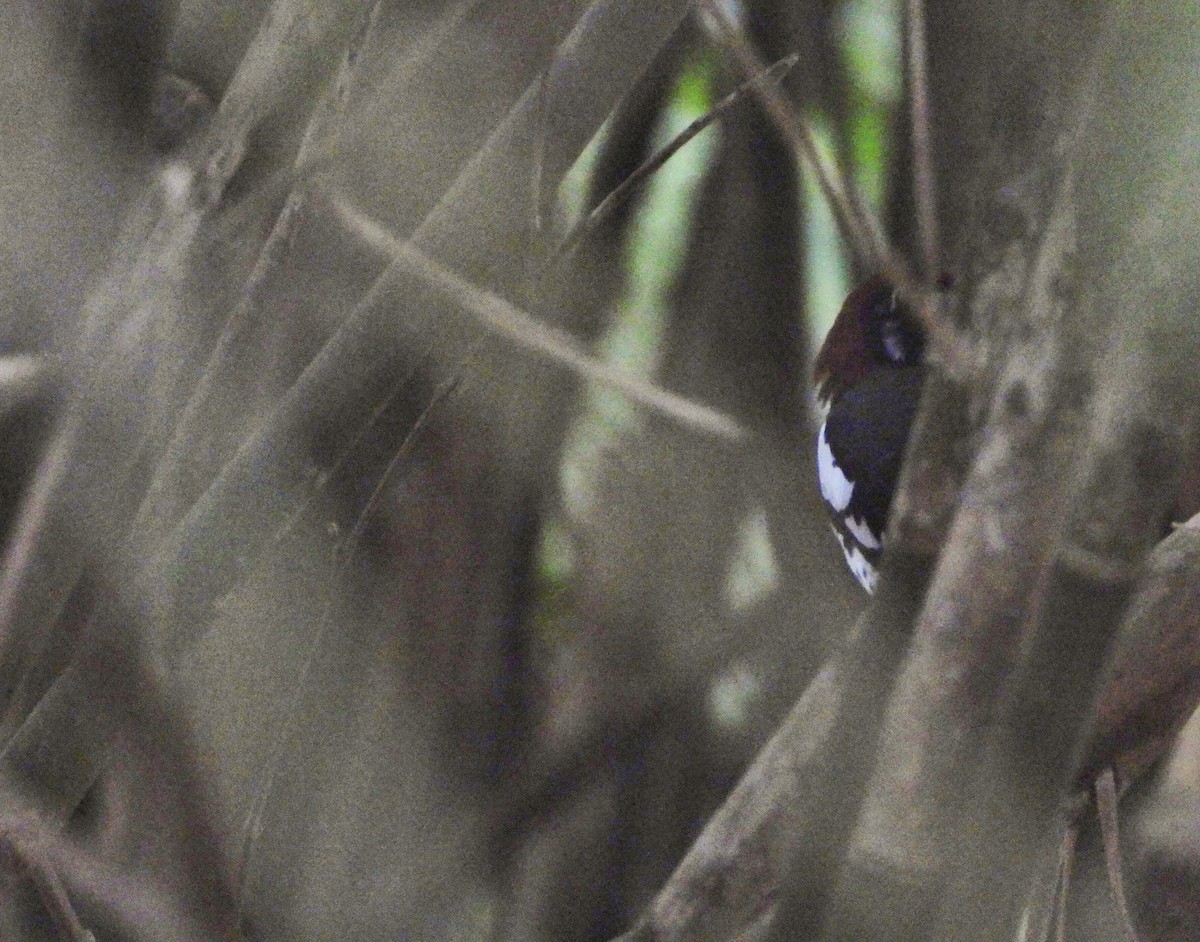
882 321 907 362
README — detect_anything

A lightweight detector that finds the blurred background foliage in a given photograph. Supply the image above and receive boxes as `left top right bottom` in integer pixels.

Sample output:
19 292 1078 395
0 0 912 939
5 1 1197 941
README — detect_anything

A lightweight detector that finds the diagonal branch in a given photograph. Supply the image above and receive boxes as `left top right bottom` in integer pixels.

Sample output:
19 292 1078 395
549 53 798 267
0 0 714 833
697 0 974 383
819 136 1089 942
604 508 1200 942
331 195 745 440
130 0 394 559
698 0 888 274
0 0 376 734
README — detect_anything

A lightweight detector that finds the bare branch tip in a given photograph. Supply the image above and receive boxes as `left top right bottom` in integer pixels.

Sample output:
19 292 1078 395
548 49 799 269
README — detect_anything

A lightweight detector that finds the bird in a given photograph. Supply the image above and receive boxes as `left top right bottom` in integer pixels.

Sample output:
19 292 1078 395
813 276 927 592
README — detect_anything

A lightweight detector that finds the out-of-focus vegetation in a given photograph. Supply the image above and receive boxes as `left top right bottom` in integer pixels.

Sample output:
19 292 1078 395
0 2 1197 942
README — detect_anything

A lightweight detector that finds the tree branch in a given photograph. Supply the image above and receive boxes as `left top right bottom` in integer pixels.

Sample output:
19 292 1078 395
549 53 798 268
607 509 1200 942
330 195 745 440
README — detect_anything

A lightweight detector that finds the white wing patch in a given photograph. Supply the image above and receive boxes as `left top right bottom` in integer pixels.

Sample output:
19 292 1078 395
831 526 880 594
844 514 882 551
817 422 854 512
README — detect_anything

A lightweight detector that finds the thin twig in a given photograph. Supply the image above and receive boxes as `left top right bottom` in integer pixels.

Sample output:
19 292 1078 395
234 374 462 915
344 377 462 562
201 0 485 251
1096 768 1142 942
699 0 890 272
134 0 390 555
0 0 375 727
145 0 492 545
905 0 940 280
330 194 747 440
269 363 430 566
549 52 799 267
697 1 975 384
1053 821 1078 942
195 0 371 197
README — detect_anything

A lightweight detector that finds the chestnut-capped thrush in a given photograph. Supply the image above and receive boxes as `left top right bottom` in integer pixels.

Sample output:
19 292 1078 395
814 276 926 592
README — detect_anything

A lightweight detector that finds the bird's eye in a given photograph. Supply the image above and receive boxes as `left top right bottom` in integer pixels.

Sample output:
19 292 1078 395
881 319 911 363
861 288 924 368
831 279 929 378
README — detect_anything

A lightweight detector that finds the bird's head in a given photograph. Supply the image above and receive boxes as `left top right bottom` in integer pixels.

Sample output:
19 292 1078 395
814 275 927 407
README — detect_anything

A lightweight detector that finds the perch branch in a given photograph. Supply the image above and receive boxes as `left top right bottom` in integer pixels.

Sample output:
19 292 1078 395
606 511 1200 942
819 153 1087 942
